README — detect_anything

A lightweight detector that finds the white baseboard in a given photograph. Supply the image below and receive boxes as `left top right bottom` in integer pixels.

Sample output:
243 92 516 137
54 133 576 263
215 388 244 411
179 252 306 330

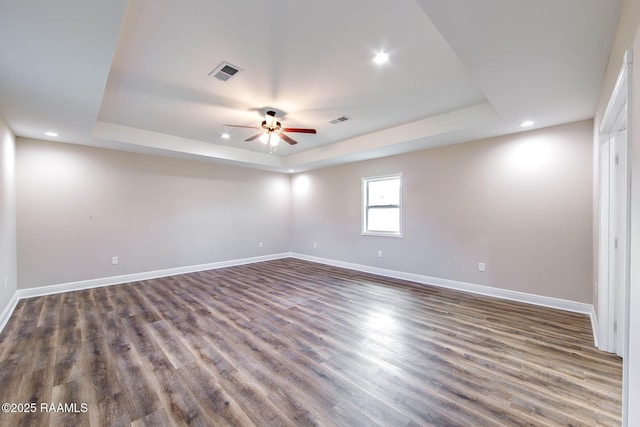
0 292 19 334
0 253 288 334
2 252 599 347
291 253 595 317
16 252 291 300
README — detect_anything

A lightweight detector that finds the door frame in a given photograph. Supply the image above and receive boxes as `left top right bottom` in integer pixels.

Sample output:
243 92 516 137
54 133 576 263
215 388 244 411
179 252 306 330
597 48 632 424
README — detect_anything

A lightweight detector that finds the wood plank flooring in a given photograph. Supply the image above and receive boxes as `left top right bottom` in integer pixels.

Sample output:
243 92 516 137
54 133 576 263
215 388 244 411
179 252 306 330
0 258 622 426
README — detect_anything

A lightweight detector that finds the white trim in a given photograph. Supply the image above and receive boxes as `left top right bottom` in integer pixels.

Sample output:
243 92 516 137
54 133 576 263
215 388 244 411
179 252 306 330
598 136 612 350
361 231 404 238
600 49 632 134
0 292 19 334
590 305 599 348
16 253 291 300
291 253 593 315
2 252 598 345
361 173 403 237
596 48 632 426
598 50 632 353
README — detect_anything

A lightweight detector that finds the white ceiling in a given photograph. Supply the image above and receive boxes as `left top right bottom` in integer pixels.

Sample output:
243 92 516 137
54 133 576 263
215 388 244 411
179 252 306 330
0 0 622 173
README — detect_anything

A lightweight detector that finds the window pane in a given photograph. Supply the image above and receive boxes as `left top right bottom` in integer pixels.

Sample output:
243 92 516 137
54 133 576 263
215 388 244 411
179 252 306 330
367 207 399 232
368 179 400 206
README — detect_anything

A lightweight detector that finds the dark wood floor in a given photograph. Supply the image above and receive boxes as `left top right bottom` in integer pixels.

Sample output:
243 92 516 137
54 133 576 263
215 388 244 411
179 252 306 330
0 258 622 426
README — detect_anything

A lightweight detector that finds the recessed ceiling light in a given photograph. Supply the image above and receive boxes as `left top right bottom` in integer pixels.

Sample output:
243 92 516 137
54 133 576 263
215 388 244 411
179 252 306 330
520 120 534 127
288 169 295 173
221 133 230 139
45 131 58 137
372 51 389 65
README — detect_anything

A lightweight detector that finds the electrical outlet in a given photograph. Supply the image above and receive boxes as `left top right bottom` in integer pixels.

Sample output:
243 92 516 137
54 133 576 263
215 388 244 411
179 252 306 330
313 242 317 249
112 256 119 265
259 242 263 248
378 250 383 258
478 262 486 272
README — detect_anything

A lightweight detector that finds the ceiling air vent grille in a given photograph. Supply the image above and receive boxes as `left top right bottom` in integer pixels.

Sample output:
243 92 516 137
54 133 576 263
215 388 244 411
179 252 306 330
209 61 242 81
329 116 351 124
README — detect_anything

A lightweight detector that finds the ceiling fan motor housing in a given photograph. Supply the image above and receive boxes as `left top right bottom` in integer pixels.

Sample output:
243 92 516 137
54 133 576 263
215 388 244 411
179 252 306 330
261 112 282 132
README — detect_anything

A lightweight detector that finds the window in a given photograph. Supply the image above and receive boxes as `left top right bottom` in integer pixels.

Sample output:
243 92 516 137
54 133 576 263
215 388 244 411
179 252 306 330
362 174 402 237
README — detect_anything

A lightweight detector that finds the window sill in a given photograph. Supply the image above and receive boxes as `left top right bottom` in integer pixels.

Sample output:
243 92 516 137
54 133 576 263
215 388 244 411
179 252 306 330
361 231 403 238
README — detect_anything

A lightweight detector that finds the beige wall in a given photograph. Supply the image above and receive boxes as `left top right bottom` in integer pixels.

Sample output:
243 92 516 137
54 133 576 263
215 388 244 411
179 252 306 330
291 120 594 303
17 121 594 304
0 117 17 317
593 0 640 423
16 138 291 289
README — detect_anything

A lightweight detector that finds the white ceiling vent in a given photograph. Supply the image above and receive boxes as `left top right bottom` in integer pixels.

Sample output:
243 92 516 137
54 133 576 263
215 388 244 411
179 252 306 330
329 116 351 124
209 61 242 81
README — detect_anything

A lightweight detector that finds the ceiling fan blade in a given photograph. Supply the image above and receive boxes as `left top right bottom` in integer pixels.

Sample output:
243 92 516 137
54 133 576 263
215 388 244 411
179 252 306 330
278 132 298 145
282 127 316 134
245 134 263 142
224 124 260 129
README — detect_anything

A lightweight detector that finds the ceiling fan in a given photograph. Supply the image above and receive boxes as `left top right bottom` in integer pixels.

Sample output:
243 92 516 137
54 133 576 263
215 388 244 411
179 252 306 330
224 110 316 148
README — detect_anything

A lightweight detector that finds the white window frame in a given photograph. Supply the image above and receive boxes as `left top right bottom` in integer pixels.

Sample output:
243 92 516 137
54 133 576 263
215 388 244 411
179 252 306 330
361 173 403 238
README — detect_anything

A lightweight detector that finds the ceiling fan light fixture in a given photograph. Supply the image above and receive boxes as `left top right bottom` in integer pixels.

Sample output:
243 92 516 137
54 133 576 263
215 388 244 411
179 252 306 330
260 133 269 144
270 133 280 146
